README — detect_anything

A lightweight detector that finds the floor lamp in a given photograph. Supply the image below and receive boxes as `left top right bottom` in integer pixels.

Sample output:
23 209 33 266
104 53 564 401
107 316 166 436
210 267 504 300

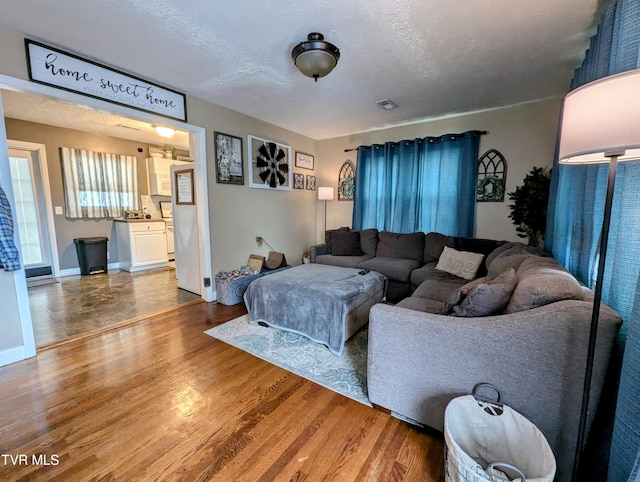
318 187 334 234
558 69 640 482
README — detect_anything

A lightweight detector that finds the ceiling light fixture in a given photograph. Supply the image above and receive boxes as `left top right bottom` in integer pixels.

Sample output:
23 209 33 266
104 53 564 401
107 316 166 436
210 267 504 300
376 99 398 110
291 32 340 82
154 125 176 138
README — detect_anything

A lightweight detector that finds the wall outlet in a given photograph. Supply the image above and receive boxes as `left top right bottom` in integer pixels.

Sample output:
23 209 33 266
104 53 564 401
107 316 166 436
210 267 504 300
54 206 63 215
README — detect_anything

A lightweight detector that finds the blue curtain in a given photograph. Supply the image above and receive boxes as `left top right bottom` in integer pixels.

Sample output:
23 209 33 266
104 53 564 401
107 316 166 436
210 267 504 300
352 131 481 236
545 1 640 480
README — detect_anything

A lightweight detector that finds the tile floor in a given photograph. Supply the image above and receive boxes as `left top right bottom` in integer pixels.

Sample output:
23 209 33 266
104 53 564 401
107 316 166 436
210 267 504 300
27 266 201 348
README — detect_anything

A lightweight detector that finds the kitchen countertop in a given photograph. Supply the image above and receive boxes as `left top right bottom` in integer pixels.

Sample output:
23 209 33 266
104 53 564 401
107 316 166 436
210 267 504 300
114 218 166 223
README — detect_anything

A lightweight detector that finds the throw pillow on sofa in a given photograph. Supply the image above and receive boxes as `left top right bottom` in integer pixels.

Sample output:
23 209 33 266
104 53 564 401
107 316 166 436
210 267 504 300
451 268 517 317
331 229 362 256
325 226 350 253
439 276 492 314
505 256 583 313
435 246 484 280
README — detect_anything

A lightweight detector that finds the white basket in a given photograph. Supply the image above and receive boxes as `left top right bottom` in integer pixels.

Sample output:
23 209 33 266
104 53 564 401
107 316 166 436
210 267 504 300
444 384 556 482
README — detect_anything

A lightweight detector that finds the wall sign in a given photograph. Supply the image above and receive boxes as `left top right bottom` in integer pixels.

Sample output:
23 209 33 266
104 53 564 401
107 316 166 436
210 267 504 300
25 39 187 122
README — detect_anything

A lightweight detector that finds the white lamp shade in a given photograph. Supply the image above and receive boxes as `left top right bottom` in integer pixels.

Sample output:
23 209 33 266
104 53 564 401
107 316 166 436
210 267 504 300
559 69 640 164
318 187 334 201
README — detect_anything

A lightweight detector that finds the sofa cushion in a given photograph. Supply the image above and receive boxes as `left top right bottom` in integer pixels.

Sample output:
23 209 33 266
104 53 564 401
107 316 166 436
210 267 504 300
413 277 468 303
451 268 517 317
505 256 583 313
359 256 422 282
315 253 373 268
331 230 362 256
410 261 461 288
376 231 425 262
396 296 443 313
423 232 456 263
485 241 522 268
325 227 350 253
487 244 549 278
436 247 485 280
360 228 379 256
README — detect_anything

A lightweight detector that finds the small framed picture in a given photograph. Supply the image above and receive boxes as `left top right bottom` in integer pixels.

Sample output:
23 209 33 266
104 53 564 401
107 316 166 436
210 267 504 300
175 169 195 205
295 151 314 170
214 131 244 185
293 173 305 189
306 175 316 191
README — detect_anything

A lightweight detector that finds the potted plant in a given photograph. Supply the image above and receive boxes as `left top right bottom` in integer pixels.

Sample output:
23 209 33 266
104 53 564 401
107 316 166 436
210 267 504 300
507 167 551 247
163 144 174 159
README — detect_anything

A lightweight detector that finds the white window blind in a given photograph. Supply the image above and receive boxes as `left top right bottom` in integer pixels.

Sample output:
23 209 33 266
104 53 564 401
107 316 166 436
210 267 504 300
60 147 140 219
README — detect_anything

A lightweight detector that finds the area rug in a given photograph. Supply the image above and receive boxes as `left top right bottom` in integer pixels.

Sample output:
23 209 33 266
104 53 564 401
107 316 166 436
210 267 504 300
204 314 371 406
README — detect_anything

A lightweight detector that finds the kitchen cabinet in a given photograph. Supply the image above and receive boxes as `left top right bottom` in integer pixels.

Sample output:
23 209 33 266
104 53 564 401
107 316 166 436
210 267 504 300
147 157 191 196
115 220 169 272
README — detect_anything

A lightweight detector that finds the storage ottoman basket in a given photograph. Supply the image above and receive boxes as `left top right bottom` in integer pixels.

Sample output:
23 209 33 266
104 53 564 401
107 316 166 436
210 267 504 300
444 383 556 482
215 265 290 305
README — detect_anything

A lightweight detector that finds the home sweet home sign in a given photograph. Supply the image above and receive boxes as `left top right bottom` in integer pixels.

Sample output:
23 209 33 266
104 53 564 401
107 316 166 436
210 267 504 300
25 40 187 122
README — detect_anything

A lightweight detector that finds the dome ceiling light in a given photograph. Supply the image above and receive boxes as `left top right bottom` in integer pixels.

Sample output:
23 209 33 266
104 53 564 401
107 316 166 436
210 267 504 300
153 125 176 138
291 32 340 82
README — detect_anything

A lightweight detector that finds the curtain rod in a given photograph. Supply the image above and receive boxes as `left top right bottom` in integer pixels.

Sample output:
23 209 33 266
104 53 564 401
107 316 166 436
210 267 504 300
344 130 488 152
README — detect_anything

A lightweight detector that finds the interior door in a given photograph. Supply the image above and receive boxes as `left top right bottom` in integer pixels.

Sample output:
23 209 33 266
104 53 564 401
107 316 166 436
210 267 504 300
8 147 54 278
171 163 201 295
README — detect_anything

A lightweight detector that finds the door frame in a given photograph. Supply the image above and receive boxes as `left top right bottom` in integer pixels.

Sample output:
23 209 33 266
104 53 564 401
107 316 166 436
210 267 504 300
8 140 60 277
0 74 214 364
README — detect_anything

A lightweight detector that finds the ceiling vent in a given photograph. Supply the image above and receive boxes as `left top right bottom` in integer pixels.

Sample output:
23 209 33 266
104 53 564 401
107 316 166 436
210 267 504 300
375 99 398 110
116 123 141 131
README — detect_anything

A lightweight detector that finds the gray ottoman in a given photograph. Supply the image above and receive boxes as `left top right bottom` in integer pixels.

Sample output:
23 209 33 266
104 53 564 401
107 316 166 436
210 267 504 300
244 264 387 355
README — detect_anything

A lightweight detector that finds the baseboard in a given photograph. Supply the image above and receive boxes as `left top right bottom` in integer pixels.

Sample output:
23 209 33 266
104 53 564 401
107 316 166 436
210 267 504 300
0 346 30 367
58 262 121 278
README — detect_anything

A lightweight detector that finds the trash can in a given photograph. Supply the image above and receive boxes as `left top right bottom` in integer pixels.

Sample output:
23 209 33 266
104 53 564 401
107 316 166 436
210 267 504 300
74 237 108 275
444 383 556 482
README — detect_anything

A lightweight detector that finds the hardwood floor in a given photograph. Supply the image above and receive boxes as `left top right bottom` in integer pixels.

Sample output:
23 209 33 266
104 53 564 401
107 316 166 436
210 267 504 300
28 266 201 348
0 302 445 481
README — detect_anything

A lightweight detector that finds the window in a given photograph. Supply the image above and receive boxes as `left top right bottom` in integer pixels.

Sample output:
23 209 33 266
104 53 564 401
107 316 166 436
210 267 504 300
352 132 482 236
60 147 140 219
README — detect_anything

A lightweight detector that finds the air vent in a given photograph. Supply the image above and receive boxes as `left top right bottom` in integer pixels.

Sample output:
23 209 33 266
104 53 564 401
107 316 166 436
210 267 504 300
116 123 142 131
375 99 398 110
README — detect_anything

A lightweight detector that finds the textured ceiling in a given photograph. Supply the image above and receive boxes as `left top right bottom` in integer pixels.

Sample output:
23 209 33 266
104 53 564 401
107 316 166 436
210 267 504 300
0 0 598 141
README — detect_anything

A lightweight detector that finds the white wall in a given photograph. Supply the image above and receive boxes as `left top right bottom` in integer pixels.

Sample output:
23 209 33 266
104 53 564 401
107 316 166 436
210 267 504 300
317 99 561 242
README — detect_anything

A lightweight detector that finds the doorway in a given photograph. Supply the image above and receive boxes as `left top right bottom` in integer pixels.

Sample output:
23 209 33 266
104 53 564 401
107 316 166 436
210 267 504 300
0 74 213 362
8 141 59 279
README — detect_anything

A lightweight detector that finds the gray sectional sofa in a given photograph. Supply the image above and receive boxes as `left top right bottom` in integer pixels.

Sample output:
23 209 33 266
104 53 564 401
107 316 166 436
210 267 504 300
366 241 622 482
312 228 622 480
310 227 504 302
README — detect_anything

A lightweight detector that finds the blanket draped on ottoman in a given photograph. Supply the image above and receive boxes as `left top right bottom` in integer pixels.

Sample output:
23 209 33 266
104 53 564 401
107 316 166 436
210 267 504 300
244 264 387 355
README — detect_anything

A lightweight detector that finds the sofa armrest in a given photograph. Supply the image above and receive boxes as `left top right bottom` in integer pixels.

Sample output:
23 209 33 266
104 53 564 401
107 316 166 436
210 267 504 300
367 301 621 482
309 243 327 262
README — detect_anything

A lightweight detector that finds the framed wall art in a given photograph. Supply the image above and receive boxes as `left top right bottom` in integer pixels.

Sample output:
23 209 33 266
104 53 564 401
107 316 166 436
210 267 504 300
175 169 195 205
247 135 292 190
295 151 314 170
293 173 305 189
306 175 316 191
338 160 356 201
214 131 244 185
476 149 507 202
